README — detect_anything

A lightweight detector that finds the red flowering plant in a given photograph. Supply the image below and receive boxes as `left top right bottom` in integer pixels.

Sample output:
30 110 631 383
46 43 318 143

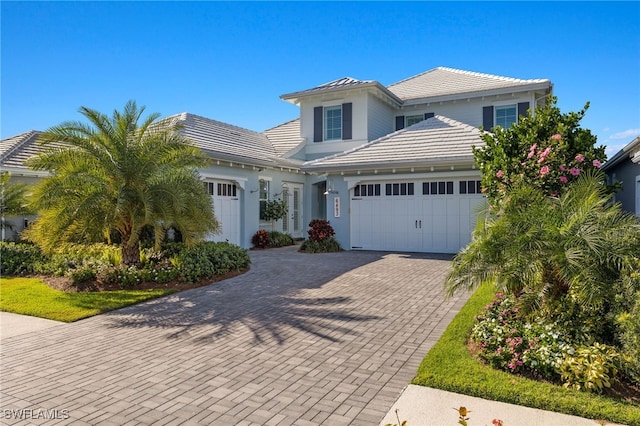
474 96 606 208
307 219 335 242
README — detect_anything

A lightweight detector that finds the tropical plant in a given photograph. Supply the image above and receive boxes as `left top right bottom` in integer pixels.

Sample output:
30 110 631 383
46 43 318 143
474 96 606 207
24 100 219 266
0 172 32 233
306 219 335 242
251 229 270 248
446 172 640 333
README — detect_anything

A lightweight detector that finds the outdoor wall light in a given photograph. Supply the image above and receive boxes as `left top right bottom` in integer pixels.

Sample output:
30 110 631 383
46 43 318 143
324 188 339 195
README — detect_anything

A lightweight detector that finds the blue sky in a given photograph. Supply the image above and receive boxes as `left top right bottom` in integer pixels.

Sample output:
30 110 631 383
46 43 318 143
2 1 639 157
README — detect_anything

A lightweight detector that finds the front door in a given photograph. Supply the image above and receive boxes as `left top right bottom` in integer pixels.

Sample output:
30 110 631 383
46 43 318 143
282 183 303 238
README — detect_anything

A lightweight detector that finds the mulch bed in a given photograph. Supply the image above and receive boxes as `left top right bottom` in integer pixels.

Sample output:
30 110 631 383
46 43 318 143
35 268 249 293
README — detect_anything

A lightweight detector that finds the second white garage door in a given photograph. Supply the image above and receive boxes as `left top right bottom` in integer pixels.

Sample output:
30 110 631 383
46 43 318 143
204 180 241 246
350 179 485 254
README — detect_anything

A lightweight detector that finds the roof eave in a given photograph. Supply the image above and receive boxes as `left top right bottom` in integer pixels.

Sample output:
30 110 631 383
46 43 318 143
302 156 477 173
281 81 403 106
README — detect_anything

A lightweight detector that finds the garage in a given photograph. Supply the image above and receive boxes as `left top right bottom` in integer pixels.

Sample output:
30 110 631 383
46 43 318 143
204 180 241 246
349 179 485 254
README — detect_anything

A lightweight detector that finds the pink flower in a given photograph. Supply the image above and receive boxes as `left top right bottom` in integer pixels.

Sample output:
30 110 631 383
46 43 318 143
559 176 568 183
551 134 562 140
529 144 537 152
496 170 504 178
540 166 550 175
570 167 580 176
541 147 551 157
593 159 602 168
575 154 585 163
559 164 566 172
527 150 535 159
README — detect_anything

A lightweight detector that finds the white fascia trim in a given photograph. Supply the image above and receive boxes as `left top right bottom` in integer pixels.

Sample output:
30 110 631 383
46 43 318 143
0 167 50 178
344 170 481 190
258 176 273 182
199 172 248 190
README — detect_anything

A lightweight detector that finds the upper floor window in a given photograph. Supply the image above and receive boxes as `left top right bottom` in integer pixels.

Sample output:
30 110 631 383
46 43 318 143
495 104 517 129
324 105 342 141
314 103 352 142
406 115 424 127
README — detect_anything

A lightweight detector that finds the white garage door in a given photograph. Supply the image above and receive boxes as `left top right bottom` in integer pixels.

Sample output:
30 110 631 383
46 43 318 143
204 180 240 246
350 179 485 254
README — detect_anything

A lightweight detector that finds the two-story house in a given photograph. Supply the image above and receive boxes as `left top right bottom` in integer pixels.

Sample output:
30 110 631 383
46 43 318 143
1 67 552 253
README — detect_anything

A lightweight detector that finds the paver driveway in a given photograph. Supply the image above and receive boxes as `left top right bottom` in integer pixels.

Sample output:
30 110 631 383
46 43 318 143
0 246 469 425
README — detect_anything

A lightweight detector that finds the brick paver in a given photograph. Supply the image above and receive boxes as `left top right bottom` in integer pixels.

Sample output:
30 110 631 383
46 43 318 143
0 246 469 425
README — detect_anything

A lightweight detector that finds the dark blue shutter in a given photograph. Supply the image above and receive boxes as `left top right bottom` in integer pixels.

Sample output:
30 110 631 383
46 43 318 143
313 106 323 142
425 112 435 120
342 103 352 140
395 116 405 131
482 106 494 130
517 102 529 119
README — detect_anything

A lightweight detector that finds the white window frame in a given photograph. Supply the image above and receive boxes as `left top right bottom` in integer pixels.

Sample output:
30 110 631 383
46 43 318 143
324 105 342 141
406 114 423 127
495 104 517 129
258 179 270 221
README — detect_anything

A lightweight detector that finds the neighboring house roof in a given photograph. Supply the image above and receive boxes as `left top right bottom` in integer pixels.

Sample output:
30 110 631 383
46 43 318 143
263 118 304 156
602 136 640 170
0 130 58 175
387 67 552 104
161 112 304 169
302 115 484 172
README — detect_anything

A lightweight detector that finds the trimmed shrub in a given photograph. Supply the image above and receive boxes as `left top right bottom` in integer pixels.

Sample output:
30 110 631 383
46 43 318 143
267 231 294 248
172 242 250 283
251 230 270 248
0 242 47 275
300 238 341 253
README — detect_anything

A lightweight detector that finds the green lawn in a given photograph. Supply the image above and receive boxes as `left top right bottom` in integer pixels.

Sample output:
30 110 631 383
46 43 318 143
412 284 640 426
0 277 176 322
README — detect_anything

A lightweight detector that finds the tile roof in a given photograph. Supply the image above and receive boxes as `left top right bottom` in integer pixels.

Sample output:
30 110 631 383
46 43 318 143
302 115 484 172
263 118 304 156
167 113 303 168
0 130 63 173
280 77 404 105
387 67 551 102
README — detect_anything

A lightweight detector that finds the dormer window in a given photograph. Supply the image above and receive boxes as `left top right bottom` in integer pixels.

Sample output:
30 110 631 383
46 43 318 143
324 105 342 141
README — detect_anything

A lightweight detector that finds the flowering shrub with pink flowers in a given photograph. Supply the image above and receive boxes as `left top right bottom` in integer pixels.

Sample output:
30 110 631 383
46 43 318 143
474 96 607 206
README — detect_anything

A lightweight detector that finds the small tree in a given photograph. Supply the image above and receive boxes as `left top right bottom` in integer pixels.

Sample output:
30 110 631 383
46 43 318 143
262 198 288 231
474 96 606 208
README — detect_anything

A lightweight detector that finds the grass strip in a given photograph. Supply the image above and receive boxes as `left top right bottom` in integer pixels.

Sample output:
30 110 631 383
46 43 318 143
0 277 176 322
412 283 640 426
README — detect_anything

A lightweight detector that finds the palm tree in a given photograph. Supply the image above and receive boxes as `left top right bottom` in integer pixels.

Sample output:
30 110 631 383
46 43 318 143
25 100 219 266
0 172 32 239
446 172 640 315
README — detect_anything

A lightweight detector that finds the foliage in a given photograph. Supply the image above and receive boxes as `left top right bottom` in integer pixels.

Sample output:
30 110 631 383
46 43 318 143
262 198 288 230
446 173 640 335
617 290 640 385
300 238 341 253
560 343 620 393
306 219 335 242
267 231 294 248
470 294 576 381
0 277 174 322
474 96 606 207
24 100 219 266
0 172 33 230
413 284 640 426
171 241 250 283
252 229 270 248
0 242 47 275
